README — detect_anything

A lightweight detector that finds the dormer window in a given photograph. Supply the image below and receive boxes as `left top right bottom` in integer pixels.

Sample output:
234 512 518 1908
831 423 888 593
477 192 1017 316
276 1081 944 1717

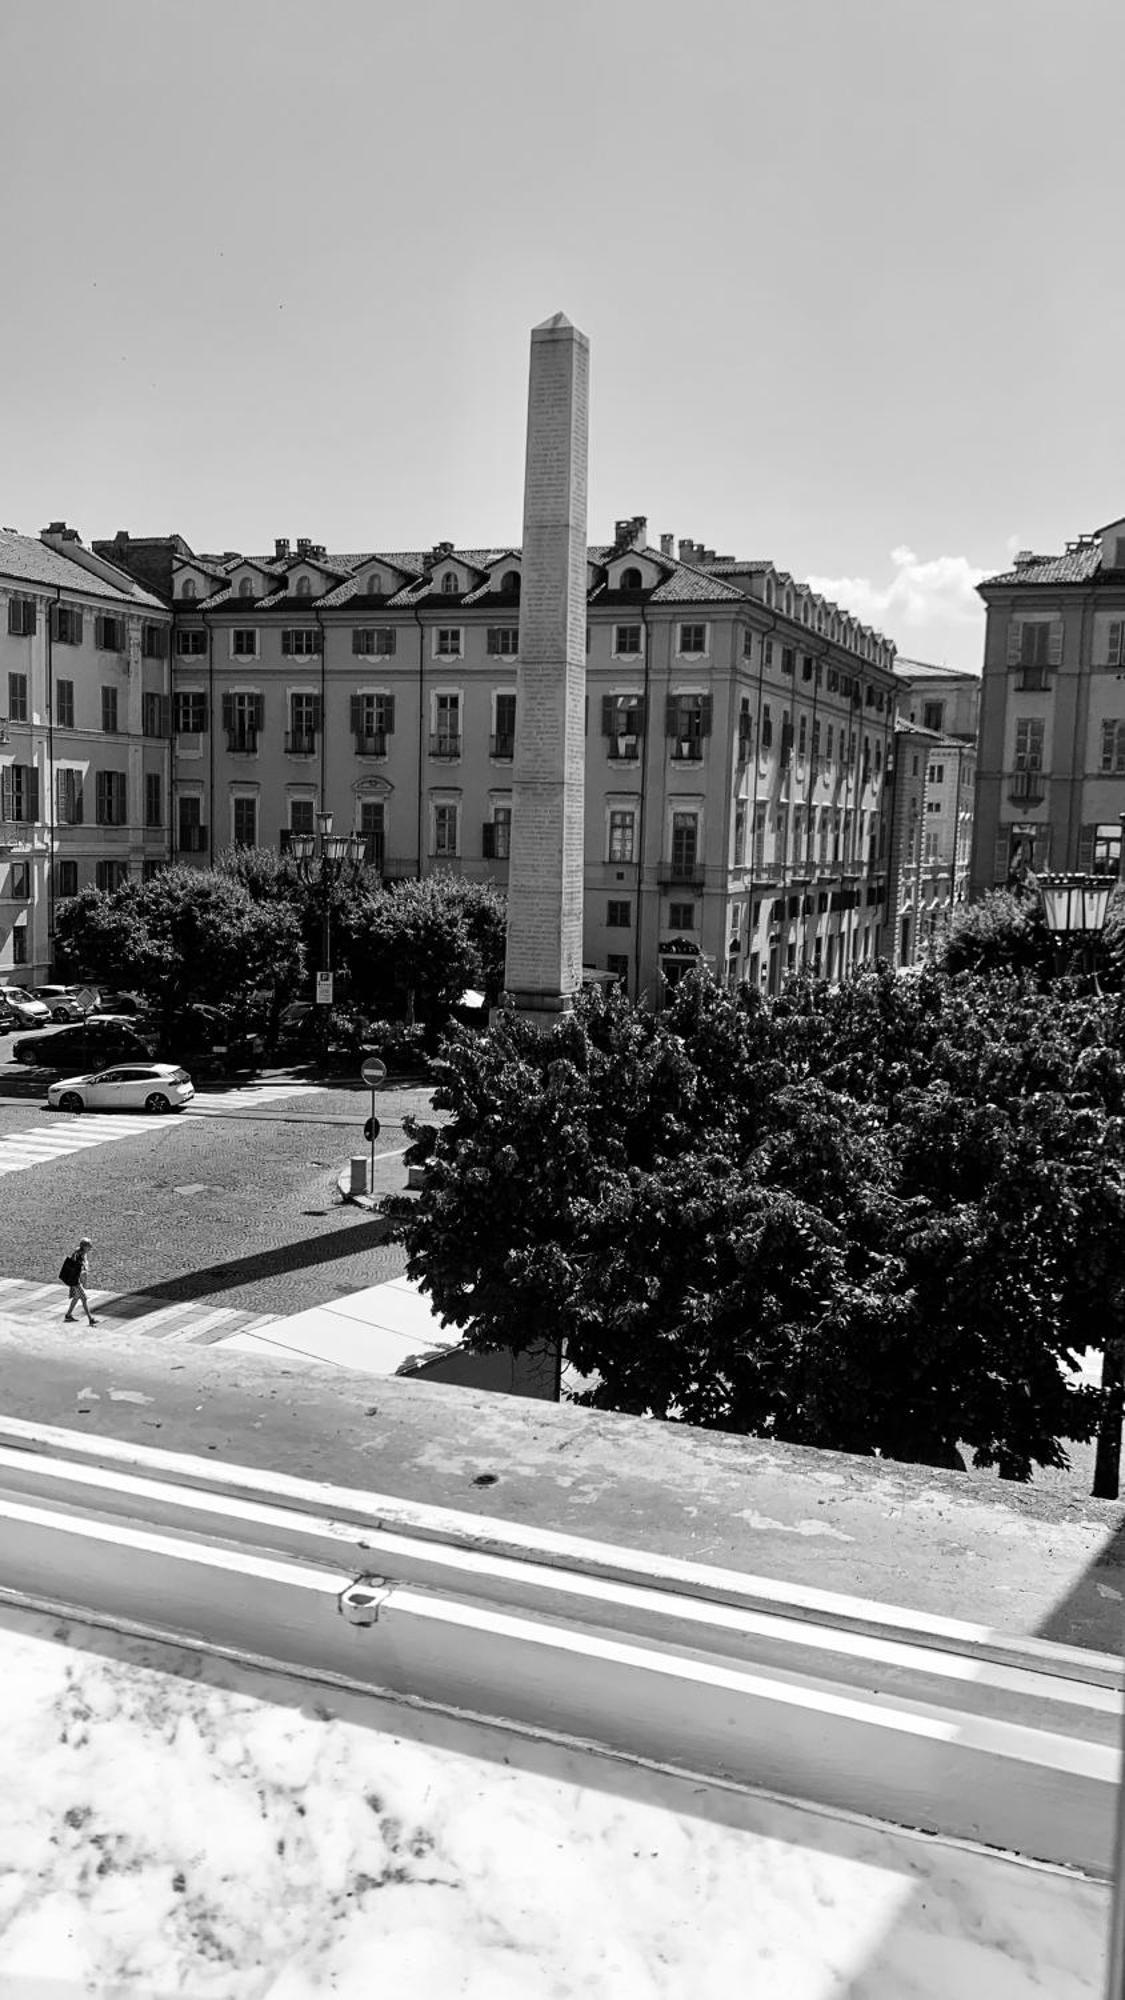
621 567 643 590
180 579 196 601
441 571 459 595
366 573 382 594
295 576 311 598
238 577 253 599
500 570 520 594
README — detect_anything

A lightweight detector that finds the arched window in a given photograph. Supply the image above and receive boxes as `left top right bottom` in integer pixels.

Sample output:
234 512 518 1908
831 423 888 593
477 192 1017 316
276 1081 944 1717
238 577 253 599
295 576 311 598
500 569 520 593
620 566 642 590
180 578 196 601
366 574 382 595
441 571 459 595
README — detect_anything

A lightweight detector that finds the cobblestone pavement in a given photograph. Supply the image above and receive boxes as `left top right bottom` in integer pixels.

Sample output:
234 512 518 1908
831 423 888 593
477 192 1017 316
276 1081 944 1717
0 1064 441 1320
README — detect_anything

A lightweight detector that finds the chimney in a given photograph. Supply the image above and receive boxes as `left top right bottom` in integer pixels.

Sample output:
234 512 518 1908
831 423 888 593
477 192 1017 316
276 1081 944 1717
275 537 290 560
296 537 312 556
41 521 82 544
1014 550 1035 567
629 515 647 550
679 538 696 562
701 548 716 563
660 533 675 558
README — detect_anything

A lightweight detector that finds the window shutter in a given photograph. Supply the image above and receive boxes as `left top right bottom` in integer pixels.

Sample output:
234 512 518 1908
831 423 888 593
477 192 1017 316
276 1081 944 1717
253 694 264 729
282 631 292 656
73 608 83 644
0 768 11 820
221 693 234 731
351 630 363 655
1006 620 1022 667
1078 824 1097 871
1110 623 1125 669
383 694 395 733
1048 620 1063 667
28 770 40 820
311 696 322 730
700 695 713 736
313 626 323 653
350 695 363 732
49 603 60 640
602 696 616 735
665 695 680 736
25 600 36 636
160 695 172 734
56 769 69 819
482 822 496 859
74 776 84 825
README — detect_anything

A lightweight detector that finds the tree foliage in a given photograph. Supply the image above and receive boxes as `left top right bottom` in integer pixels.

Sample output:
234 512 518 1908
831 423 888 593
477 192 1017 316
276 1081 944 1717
388 966 1125 1479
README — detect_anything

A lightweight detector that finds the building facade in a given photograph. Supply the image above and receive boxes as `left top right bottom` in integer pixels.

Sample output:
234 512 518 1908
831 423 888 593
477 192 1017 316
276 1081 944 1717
97 519 900 1004
884 661 979 965
972 517 1125 894
0 526 173 982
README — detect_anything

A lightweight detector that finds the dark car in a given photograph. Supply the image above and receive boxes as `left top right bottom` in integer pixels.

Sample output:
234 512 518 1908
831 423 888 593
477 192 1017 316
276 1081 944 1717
157 1004 263 1077
11 1017 155 1068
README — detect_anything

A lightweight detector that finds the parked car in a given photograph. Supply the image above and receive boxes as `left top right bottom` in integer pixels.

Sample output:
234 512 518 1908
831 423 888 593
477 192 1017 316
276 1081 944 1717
48 1062 195 1115
11 1017 155 1068
0 986 51 1027
29 985 87 1022
158 1003 263 1076
91 990 147 1018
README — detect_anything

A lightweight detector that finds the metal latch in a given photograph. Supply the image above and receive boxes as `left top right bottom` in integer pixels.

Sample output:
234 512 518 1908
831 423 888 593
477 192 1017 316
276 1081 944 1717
339 1575 392 1626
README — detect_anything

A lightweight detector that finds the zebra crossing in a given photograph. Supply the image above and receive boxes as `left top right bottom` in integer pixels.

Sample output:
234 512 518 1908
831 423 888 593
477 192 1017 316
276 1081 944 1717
0 1275 279 1348
0 1082 324 1177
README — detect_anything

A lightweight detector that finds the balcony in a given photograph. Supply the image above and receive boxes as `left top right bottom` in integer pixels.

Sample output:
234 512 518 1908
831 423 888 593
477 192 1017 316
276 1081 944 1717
177 826 207 854
1015 668 1052 692
658 859 704 887
669 741 704 763
354 732 388 758
1008 767 1044 804
361 835 385 870
225 730 258 756
429 735 462 760
284 730 318 758
489 733 515 760
607 738 640 761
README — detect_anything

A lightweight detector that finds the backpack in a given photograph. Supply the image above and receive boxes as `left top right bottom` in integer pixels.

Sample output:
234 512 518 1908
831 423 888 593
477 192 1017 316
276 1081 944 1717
59 1254 81 1287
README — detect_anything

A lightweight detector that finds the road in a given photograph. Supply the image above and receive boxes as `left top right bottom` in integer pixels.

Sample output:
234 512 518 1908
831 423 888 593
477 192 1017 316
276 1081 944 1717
0 1037 437 1324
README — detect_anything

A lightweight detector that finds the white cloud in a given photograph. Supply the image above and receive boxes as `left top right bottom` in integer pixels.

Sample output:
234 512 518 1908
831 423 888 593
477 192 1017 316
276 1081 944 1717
805 547 988 635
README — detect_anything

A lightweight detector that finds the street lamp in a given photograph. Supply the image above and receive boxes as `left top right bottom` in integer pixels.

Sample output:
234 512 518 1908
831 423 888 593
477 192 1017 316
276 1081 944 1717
290 810 365 1052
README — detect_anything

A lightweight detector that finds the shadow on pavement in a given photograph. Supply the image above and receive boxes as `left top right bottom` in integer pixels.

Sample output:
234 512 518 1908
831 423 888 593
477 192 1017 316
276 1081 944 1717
136 1213 395 1307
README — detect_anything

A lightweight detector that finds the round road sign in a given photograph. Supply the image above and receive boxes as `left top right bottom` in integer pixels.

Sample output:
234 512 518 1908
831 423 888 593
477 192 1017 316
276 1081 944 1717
360 1054 387 1088
364 1116 381 1143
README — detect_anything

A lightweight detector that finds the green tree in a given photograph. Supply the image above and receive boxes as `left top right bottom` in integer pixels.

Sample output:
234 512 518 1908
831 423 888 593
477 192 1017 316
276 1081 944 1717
938 888 1050 978
342 874 507 1033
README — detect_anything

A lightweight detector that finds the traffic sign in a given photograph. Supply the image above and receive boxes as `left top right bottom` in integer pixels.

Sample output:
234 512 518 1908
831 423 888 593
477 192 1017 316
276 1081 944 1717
360 1054 387 1088
316 971 334 1005
364 1115 381 1143
74 986 99 1015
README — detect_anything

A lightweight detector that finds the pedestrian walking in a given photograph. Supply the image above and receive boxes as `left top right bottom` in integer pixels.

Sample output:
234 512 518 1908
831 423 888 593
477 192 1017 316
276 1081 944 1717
59 1237 97 1326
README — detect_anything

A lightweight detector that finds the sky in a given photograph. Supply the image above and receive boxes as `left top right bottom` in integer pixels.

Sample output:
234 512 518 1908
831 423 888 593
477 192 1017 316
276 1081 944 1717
3 0 1124 672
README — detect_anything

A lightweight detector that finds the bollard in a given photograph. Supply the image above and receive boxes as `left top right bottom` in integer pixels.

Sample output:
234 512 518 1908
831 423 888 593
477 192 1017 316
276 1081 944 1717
348 1156 370 1196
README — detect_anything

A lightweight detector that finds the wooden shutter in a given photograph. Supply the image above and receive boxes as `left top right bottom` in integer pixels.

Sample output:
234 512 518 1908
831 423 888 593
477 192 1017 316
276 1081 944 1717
1110 623 1125 670
282 631 292 657
382 694 395 734
482 822 497 859
50 603 61 640
221 693 234 731
1048 620 1063 667
0 767 11 821
700 695 713 736
351 630 365 655
73 607 83 644
350 694 363 733
1006 619 1022 666
74 775 84 825
665 695 680 736
1078 824 1097 871
253 693 265 729
310 696 322 730
602 696 617 735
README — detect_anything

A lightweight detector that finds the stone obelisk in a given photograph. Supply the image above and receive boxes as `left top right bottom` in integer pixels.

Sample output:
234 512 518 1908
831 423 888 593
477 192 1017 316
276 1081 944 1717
503 312 590 1020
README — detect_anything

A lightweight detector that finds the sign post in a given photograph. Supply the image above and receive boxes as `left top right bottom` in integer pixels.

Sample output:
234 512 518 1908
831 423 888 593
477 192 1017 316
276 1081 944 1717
360 1053 387 1193
316 971 334 1006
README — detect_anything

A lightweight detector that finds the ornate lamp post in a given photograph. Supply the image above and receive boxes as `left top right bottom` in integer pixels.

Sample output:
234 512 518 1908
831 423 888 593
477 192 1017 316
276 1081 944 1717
289 810 365 1050
1037 872 1115 988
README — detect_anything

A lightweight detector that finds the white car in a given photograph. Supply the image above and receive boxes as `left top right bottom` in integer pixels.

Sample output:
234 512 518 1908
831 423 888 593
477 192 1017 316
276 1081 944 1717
0 985 50 1025
48 1062 195 1115
31 985 88 1022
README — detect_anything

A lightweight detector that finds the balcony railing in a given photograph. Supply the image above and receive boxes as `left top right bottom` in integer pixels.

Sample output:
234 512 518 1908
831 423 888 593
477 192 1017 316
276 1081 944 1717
361 835 385 869
489 733 515 760
1009 767 1044 802
354 732 388 757
607 737 640 761
429 735 462 759
284 730 318 757
225 730 258 755
669 741 704 762
658 858 704 886
177 826 207 854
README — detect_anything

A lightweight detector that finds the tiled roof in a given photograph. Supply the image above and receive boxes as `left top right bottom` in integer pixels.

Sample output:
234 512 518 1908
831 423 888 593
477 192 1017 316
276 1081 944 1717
894 658 981 682
0 530 166 608
981 548 1102 587
648 561 746 604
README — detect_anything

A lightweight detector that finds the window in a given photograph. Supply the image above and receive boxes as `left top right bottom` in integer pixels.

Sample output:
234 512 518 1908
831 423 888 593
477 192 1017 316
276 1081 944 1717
608 809 636 863
500 570 520 594
927 763 945 784
96 860 129 893
614 624 642 656
1101 720 1125 773
606 954 630 981
431 693 461 758
797 714 808 757
180 579 197 600
440 572 459 594
761 703 773 750
492 691 516 758
232 629 258 658
177 629 207 657
7 595 36 637
145 772 163 828
55 679 75 729
1008 620 1060 669
925 798 941 814
359 800 385 869
101 686 118 733
620 567 643 590
1 764 39 823
1015 717 1044 770
51 604 82 645
12 925 27 965
742 629 755 657
602 693 644 758
436 628 462 657
679 623 707 655
1092 823 1124 875
482 807 512 860
781 648 795 676
56 859 78 898
174 691 207 735
281 629 321 656
287 692 321 755
351 692 395 752
737 697 753 758
352 628 396 656
666 693 712 760
734 799 747 866
922 700 944 732
802 655 814 683
177 795 205 853
289 798 316 836
142 691 168 737
8 673 28 722
606 899 632 928
95 770 127 825
223 691 263 752
10 860 29 899
238 578 254 601
95 614 123 652
669 901 695 930
670 810 699 878
232 796 258 847
141 623 167 659
55 768 84 825
487 628 519 656
295 577 312 598
433 803 459 856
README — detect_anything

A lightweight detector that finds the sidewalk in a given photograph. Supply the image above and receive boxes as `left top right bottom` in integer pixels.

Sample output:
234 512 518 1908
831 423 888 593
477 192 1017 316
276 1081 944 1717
220 1271 467 1375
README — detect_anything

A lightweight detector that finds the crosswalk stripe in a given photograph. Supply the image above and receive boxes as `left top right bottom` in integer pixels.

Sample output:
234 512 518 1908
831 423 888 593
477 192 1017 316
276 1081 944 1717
0 1276 274 1348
